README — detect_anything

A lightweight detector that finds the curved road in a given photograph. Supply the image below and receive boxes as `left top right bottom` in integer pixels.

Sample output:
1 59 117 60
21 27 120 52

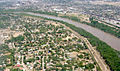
23 12 120 50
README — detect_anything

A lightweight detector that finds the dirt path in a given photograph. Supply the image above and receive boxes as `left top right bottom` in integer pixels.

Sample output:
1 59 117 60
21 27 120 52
60 24 110 71
0 30 5 45
42 56 45 71
98 20 120 30
22 56 29 71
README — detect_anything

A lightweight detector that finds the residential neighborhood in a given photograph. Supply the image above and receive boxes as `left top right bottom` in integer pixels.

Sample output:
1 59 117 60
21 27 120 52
0 14 97 71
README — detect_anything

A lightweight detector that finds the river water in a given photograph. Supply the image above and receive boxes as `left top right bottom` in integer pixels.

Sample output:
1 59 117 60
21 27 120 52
25 12 120 51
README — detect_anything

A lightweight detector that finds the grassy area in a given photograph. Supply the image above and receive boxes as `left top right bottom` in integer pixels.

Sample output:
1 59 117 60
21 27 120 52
0 12 11 29
32 11 58 16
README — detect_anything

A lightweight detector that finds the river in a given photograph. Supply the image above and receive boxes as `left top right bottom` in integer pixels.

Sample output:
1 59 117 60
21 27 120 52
24 12 120 50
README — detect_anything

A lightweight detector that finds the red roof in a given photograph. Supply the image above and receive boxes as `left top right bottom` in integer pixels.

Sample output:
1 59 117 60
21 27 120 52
16 64 21 67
